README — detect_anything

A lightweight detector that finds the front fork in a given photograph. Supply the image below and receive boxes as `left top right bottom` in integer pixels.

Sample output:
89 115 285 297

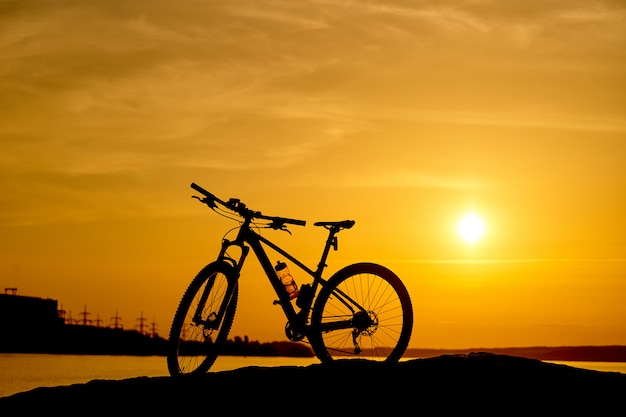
194 238 248 330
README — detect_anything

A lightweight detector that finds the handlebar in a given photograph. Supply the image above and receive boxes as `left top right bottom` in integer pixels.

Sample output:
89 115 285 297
190 182 306 227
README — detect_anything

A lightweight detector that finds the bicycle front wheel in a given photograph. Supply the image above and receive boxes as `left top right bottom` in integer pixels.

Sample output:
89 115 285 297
167 262 238 376
308 262 413 363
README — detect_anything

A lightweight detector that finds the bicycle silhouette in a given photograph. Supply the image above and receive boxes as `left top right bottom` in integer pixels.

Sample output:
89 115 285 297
167 183 413 376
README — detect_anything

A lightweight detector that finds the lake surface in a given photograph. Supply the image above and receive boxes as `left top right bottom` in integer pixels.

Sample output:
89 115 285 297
0 354 319 398
1 353 624 398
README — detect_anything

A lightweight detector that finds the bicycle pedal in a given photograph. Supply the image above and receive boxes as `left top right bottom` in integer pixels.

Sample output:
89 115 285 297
272 299 281 305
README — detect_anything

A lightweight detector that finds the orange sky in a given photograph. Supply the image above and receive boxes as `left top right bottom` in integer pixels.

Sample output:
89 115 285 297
1 1 625 349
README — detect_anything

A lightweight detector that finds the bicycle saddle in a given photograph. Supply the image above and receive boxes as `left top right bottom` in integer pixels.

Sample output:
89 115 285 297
313 220 355 230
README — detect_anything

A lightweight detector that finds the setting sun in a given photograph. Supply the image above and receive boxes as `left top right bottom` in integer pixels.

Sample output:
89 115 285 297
457 213 485 244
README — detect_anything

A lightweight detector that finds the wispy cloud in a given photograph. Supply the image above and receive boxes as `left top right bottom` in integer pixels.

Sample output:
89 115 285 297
0 0 624 225
337 171 485 190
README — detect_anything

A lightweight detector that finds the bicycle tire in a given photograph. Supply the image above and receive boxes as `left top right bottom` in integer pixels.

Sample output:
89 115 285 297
308 262 413 363
167 261 238 376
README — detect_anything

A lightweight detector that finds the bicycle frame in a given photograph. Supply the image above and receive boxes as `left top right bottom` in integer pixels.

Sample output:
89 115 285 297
202 214 342 338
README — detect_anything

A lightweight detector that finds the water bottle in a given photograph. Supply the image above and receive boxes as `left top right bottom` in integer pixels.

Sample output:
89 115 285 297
275 261 300 299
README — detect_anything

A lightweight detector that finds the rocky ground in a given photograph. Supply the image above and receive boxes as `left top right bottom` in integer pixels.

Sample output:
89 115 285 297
2 353 624 414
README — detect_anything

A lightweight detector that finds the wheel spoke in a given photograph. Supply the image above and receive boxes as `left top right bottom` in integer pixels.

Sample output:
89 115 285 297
309 263 413 363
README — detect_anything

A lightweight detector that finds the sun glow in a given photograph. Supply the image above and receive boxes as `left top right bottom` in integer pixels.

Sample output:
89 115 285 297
457 213 485 244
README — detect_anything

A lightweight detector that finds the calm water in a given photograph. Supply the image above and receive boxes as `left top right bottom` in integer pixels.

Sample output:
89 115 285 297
1 354 624 398
0 354 319 398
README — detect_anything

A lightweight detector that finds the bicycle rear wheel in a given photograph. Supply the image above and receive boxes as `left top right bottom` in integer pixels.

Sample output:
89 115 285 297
167 262 238 376
308 262 413 363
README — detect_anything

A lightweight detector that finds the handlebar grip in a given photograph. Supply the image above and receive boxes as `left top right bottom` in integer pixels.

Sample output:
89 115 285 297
289 219 307 226
191 182 212 197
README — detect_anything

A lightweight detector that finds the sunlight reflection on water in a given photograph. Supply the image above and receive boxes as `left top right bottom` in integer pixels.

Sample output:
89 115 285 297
545 360 626 374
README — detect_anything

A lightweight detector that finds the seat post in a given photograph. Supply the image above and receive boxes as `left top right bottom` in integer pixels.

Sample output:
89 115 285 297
316 226 339 274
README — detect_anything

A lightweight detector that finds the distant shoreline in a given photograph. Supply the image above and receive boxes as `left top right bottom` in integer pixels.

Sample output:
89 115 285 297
4 293 624 362
3 343 626 362
405 345 626 362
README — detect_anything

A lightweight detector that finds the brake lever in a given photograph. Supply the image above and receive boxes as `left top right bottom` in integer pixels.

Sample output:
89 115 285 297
267 221 292 235
192 195 217 209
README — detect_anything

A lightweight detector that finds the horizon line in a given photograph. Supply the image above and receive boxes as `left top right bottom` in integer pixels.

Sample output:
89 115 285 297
387 258 626 264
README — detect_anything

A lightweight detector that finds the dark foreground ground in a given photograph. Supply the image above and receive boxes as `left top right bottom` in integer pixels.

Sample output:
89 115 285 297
2 353 624 414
